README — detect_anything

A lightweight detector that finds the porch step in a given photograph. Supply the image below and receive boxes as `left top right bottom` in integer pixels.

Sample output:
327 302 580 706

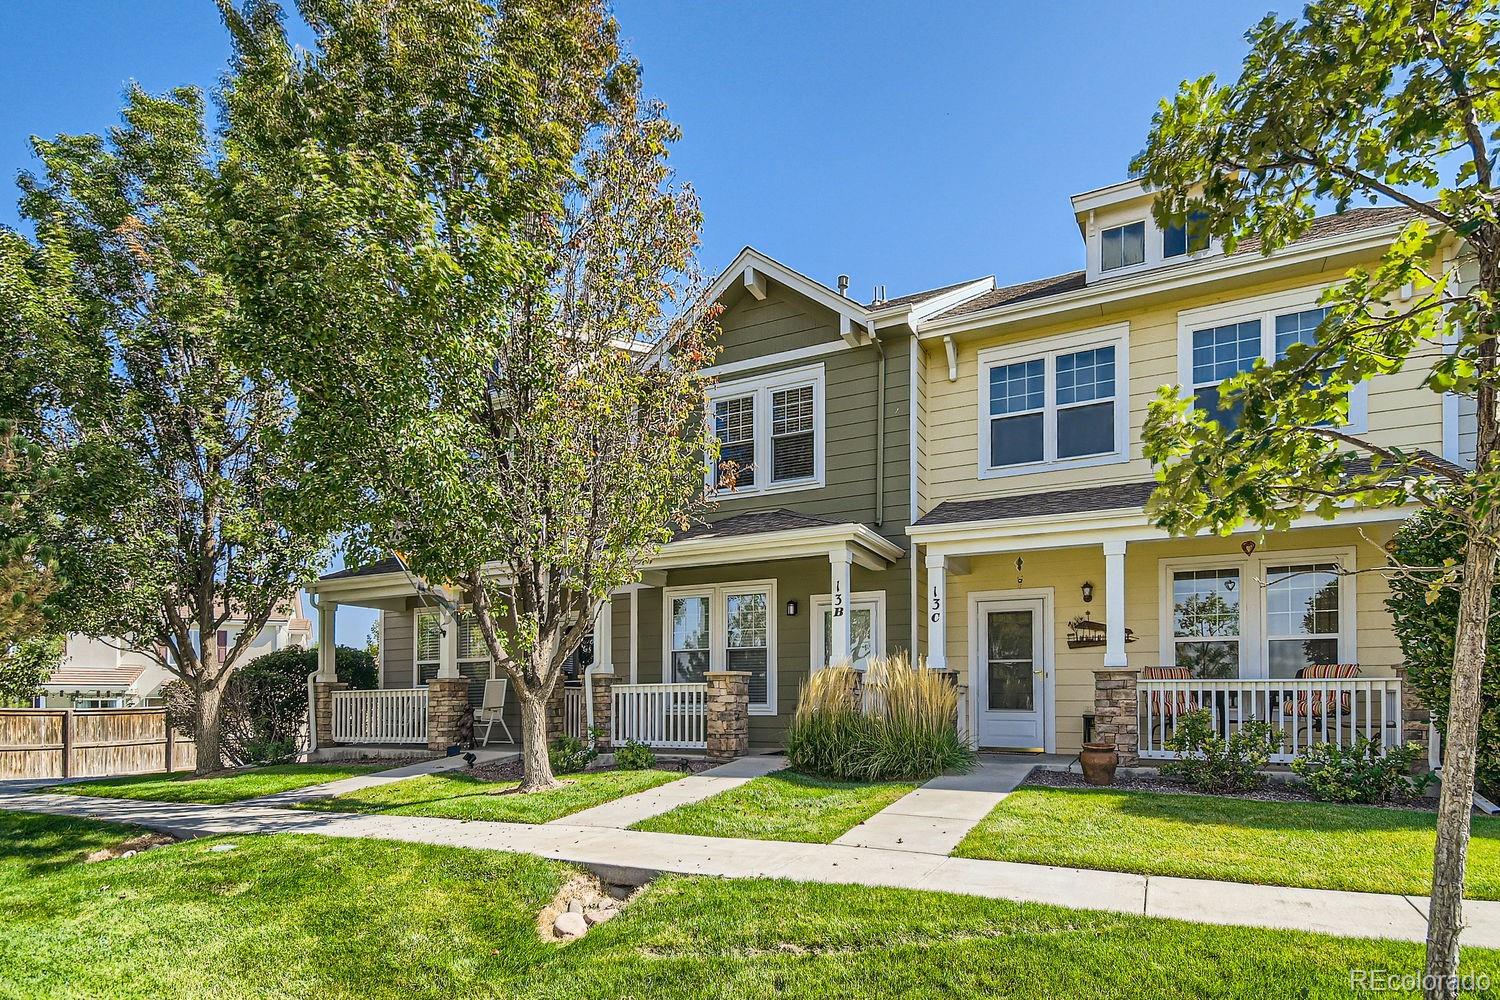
832 754 1039 855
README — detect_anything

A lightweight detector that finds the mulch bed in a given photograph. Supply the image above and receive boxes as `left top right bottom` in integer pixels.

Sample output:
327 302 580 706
465 754 715 783
1025 765 1442 811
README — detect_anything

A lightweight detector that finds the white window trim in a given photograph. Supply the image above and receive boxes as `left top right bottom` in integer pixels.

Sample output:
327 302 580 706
809 590 887 671
662 579 778 715
1157 547 1358 679
705 363 825 498
1176 284 1369 434
976 323 1130 480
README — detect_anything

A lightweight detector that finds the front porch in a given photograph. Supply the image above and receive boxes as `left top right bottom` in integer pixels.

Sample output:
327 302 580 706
911 484 1431 763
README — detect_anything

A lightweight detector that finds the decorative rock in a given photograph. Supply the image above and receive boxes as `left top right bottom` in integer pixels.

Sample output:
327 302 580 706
567 899 583 914
583 907 611 926
553 912 588 938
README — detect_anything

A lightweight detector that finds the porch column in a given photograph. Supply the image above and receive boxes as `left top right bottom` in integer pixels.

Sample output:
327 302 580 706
925 552 947 670
595 598 614 674
316 600 338 681
828 548 853 666
1103 540 1128 668
437 605 461 680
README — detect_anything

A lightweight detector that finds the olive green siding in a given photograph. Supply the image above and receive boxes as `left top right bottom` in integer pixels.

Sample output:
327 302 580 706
631 557 911 746
381 608 414 689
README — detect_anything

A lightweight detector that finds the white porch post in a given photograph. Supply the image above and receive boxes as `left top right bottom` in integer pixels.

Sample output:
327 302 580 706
596 598 614 674
829 548 853 666
1103 540 1128 668
925 552 947 670
438 606 461 680
316 600 338 681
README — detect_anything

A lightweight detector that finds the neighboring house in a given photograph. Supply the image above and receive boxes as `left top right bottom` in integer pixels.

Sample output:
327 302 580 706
42 597 313 709
311 178 1459 759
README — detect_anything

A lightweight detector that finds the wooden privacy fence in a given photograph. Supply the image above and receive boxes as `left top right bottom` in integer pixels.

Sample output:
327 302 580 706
0 708 196 780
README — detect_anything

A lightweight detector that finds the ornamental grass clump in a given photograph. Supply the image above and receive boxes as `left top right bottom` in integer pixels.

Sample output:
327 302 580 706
787 654 975 781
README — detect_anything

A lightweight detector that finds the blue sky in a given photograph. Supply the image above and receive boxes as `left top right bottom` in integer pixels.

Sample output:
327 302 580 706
0 1 1279 643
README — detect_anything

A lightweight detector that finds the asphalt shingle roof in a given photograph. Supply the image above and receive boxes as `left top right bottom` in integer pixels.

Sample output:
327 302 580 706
319 556 406 581
868 277 990 310
935 204 1425 322
674 508 836 541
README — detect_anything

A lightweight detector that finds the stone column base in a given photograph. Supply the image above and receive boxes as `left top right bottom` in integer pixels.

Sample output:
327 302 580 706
705 670 750 761
590 673 615 750
1092 668 1139 766
313 680 347 747
426 677 470 752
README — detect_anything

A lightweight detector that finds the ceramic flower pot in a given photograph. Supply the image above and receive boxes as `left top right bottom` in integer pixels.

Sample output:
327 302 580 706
1079 741 1119 786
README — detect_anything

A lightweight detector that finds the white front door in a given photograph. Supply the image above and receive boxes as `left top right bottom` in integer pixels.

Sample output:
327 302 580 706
975 599 1046 750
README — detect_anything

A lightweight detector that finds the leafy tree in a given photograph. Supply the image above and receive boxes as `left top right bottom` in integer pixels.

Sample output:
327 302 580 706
0 633 63 707
1132 2 1500 988
219 0 715 791
1388 508 1500 791
1 85 331 773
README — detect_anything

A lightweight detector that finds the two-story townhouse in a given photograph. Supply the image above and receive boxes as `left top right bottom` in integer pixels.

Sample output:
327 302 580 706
310 180 1452 763
310 249 979 748
907 179 1452 759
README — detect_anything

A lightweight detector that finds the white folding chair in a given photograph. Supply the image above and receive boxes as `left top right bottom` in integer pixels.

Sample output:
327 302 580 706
475 678 513 745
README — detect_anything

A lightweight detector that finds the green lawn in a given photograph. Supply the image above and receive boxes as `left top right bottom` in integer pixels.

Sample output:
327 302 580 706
47 764 386 805
300 768 684 824
955 785 1500 899
631 770 919 843
2 808 1497 999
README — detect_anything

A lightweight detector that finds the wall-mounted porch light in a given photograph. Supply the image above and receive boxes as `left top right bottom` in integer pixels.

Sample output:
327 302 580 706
1081 581 1094 604
786 600 799 617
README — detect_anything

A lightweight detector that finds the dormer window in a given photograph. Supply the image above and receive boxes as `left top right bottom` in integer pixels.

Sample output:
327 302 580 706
1163 212 1210 258
1100 222 1145 271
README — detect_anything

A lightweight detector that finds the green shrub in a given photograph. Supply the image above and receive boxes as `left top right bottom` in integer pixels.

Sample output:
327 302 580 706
612 740 656 771
1291 738 1433 803
787 655 976 782
1162 709 1281 793
549 730 599 774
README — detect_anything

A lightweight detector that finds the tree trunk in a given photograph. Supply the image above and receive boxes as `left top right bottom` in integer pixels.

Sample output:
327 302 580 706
193 677 226 776
516 686 561 793
1424 528 1498 998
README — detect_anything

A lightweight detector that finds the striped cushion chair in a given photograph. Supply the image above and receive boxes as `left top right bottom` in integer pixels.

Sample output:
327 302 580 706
1293 663 1360 718
1141 666 1196 717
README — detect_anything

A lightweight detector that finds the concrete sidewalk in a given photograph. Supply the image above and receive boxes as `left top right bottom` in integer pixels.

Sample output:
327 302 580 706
833 755 1046 854
558 754 787 829
1 785 1489 947
248 749 521 807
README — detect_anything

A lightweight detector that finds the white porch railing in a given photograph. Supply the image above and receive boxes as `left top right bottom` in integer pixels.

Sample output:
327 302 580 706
332 688 429 745
1138 677 1403 763
564 686 586 739
612 682 707 749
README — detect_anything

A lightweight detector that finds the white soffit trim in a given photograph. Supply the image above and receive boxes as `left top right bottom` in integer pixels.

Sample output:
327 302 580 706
653 522 904 572
907 502 1415 556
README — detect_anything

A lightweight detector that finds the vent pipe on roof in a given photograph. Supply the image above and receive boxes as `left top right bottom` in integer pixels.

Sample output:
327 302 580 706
837 274 850 297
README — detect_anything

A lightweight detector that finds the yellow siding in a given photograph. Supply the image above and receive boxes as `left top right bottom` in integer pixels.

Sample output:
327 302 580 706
945 525 1399 753
922 264 1445 505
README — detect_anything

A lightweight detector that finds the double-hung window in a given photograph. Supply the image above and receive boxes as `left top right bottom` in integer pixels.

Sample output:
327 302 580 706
978 326 1127 477
1180 290 1366 433
1161 550 1353 678
706 364 824 496
415 608 443 683
811 591 885 671
665 581 776 713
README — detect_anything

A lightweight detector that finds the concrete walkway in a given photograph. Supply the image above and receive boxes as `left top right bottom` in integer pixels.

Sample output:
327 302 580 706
833 754 1048 854
1 785 1492 947
558 754 787 828
248 749 521 807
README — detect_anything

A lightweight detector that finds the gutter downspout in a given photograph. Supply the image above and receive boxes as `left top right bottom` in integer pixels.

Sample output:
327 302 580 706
305 592 322 757
874 330 886 528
